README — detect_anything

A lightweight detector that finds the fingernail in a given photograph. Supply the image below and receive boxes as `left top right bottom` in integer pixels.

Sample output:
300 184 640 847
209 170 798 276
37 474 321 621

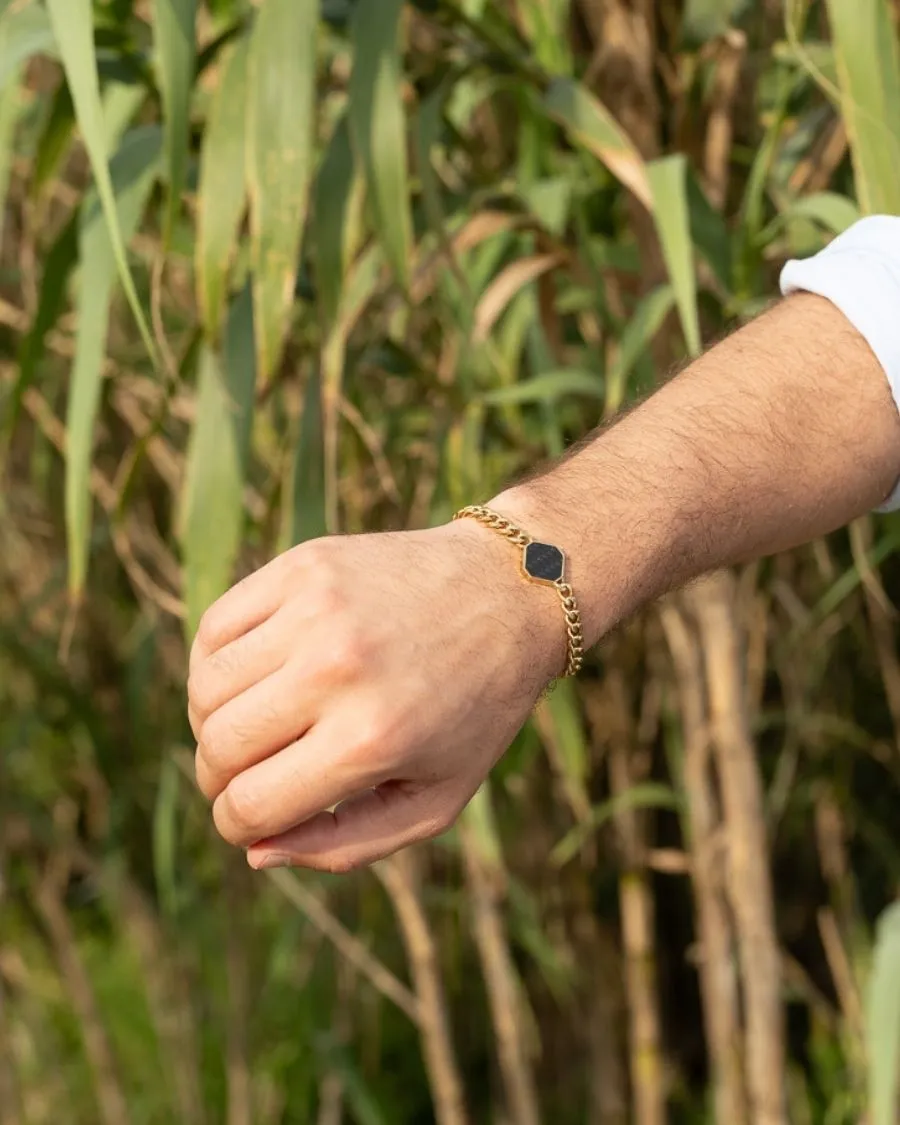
249 853 291 871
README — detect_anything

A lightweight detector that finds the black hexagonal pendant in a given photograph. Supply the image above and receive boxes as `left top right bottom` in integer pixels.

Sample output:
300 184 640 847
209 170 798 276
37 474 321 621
523 541 565 585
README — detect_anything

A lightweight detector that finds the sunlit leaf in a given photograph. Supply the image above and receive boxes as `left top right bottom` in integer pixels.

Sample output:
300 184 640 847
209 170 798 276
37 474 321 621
246 0 317 384
551 783 683 867
279 368 327 553
4 213 79 436
332 243 385 338
103 80 148 149
197 31 249 338
480 369 604 406
793 522 900 643
153 754 181 916
33 78 144 208
0 60 21 245
179 350 244 638
825 0 900 215
46 0 158 365
606 285 676 413
224 282 256 475
411 210 519 305
349 0 413 288
474 253 564 343
314 114 363 327
522 176 573 238
516 0 572 75
543 79 652 209
29 82 73 205
316 245 385 531
461 785 506 871
682 0 749 46
66 126 162 600
0 1 57 90
152 0 197 245
647 154 701 357
686 168 732 293
778 191 862 236
867 901 900 1125
534 679 591 825
179 286 255 638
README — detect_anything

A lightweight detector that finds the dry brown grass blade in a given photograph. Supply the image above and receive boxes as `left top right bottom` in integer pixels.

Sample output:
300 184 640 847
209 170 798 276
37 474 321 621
116 878 207 1125
316 962 354 1125
813 790 867 1073
167 753 423 1025
818 908 865 1045
703 30 747 209
660 601 749 1125
338 395 402 504
559 861 629 1124
850 516 900 753
225 857 253 1125
8 375 186 621
316 1071 344 1125
36 847 133 1125
788 118 849 195
473 253 566 344
688 572 787 1125
375 851 470 1125
264 867 422 1024
532 698 593 827
410 209 521 305
584 673 665 1125
0 966 21 1125
460 821 541 1125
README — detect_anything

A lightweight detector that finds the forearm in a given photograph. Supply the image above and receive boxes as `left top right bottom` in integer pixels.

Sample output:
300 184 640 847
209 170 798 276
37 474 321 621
493 293 900 648
192 228 900 874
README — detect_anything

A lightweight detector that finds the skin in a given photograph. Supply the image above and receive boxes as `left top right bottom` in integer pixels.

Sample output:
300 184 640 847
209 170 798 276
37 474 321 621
188 293 900 873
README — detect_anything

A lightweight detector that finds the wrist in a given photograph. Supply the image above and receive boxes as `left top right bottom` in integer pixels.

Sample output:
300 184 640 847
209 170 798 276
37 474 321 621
488 442 683 650
444 515 569 690
484 486 614 650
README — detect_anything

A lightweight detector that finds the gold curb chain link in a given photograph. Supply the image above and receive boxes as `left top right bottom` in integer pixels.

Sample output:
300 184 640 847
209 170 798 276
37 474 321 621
453 505 585 679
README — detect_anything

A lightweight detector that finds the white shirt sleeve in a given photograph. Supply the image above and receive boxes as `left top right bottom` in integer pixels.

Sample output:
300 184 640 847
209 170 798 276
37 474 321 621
780 215 900 512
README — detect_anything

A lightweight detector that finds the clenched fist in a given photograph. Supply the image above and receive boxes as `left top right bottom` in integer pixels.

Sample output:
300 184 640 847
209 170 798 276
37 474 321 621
187 516 565 873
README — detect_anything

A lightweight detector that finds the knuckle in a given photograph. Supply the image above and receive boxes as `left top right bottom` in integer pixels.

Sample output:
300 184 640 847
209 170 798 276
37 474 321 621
291 537 331 578
187 666 217 719
198 711 233 773
322 625 368 680
217 780 266 842
348 705 393 763
293 541 345 610
311 571 346 619
315 583 345 620
196 605 228 655
194 750 220 802
207 640 242 679
187 701 202 741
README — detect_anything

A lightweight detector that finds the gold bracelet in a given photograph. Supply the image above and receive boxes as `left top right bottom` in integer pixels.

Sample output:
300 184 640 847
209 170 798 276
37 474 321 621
453 505 585 679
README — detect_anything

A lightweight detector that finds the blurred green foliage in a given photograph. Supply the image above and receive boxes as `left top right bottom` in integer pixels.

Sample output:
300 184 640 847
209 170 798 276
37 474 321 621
3 1 900 1123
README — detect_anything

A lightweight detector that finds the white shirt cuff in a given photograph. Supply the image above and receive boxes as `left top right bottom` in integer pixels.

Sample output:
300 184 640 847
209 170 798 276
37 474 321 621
780 215 900 512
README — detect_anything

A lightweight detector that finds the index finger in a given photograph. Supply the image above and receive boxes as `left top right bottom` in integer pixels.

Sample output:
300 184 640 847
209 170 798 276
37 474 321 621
189 550 296 672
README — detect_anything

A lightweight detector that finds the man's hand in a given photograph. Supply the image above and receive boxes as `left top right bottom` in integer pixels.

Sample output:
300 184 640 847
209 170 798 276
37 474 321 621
187 521 564 872
189 292 900 873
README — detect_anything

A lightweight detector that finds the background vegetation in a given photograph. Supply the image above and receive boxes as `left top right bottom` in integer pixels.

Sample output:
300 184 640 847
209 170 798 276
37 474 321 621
4 0 900 1122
